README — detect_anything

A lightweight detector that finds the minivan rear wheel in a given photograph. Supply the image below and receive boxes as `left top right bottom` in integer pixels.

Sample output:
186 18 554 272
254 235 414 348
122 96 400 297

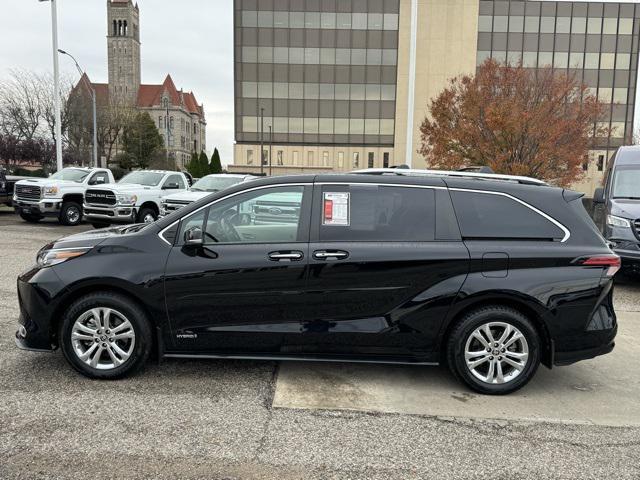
447 306 540 395
59 292 152 379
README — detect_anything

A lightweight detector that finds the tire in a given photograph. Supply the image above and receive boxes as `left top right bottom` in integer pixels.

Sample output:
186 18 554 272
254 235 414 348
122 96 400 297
19 212 42 223
137 207 157 224
59 291 152 379
446 305 540 395
59 201 82 226
91 222 111 229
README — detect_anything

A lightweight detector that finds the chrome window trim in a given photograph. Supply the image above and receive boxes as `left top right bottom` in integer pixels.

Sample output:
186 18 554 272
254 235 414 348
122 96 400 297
157 182 313 246
158 181 570 245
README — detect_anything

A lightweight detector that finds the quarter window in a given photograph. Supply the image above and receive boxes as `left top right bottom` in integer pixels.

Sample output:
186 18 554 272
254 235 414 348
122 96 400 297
319 185 436 242
450 191 564 240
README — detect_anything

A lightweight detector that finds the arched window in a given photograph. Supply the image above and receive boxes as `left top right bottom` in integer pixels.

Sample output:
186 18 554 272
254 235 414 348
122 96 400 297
124 20 128 36
118 20 122 36
113 20 117 36
162 97 169 109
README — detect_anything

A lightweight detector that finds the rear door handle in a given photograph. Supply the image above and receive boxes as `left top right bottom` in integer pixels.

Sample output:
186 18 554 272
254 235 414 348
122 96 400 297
313 250 349 260
268 251 304 261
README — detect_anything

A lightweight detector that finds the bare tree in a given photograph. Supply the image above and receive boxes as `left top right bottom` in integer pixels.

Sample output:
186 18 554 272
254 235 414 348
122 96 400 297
97 94 135 165
0 69 45 141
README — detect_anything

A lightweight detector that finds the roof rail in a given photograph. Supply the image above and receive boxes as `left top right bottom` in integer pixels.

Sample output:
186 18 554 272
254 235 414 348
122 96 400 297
351 168 548 186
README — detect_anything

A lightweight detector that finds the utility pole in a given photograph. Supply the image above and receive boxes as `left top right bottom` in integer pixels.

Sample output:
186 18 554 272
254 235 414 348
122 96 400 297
405 0 418 168
268 125 272 176
41 0 63 172
259 108 264 175
59 49 98 168
166 101 170 162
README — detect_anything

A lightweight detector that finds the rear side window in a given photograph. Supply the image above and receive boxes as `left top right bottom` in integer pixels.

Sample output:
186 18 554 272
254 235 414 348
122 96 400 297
450 190 564 240
319 185 435 241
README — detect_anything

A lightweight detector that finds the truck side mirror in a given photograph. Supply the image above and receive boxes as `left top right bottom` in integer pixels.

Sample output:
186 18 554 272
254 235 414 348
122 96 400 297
593 187 605 204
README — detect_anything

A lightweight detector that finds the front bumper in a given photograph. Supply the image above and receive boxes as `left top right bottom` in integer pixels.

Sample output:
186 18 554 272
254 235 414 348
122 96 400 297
83 204 137 223
13 199 62 218
15 267 64 352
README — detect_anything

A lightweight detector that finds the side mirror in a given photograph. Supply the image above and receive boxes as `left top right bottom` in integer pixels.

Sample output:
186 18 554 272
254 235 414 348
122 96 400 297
163 182 180 190
183 227 203 246
593 187 605 204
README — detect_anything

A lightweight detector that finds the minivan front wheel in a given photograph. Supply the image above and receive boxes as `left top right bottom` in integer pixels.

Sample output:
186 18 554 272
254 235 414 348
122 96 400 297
447 306 540 395
59 292 152 379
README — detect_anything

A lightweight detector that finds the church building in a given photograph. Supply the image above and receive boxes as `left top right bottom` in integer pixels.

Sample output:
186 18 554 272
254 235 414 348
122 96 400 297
74 0 206 168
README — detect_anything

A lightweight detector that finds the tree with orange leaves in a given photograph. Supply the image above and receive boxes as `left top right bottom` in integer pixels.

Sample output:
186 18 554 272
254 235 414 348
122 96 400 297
418 59 607 187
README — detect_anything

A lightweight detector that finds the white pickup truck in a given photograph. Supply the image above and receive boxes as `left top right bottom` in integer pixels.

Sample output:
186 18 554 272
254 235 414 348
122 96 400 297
13 167 114 226
83 170 190 228
160 173 257 217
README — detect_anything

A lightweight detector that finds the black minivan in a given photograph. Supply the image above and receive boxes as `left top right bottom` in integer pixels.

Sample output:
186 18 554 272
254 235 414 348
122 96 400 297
15 170 619 394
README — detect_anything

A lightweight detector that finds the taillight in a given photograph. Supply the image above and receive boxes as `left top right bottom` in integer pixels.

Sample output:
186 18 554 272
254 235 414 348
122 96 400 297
577 255 621 277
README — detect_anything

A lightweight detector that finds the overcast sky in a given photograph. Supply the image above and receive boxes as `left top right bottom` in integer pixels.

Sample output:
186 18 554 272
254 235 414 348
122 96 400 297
0 0 234 163
0 0 638 166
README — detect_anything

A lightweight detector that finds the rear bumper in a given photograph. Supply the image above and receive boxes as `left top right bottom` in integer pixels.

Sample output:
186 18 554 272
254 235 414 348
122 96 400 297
14 199 62 218
554 339 615 366
83 204 137 223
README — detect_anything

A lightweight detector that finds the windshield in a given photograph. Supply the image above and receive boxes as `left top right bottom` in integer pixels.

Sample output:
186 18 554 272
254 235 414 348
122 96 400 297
119 171 164 186
50 168 89 183
612 165 640 199
191 176 243 192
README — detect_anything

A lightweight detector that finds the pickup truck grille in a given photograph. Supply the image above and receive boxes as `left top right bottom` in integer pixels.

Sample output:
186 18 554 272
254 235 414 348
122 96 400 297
252 202 300 224
15 184 42 201
85 189 116 206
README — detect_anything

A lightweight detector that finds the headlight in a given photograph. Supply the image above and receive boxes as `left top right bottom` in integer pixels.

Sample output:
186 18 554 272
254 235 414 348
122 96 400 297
36 247 91 267
117 194 137 205
606 215 630 228
43 186 58 196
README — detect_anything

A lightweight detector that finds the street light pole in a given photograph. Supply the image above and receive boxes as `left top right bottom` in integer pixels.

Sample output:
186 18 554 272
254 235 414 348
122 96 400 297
41 0 63 172
268 125 272 176
58 49 98 168
259 107 264 176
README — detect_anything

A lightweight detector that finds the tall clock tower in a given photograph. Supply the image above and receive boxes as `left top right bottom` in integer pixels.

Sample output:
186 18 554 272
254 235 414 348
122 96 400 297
106 0 141 103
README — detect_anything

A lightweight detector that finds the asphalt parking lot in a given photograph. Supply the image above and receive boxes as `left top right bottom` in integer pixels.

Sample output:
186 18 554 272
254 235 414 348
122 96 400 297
1 210 639 479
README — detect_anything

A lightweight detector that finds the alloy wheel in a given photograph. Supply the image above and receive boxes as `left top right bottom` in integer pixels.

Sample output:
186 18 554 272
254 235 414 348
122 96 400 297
143 213 155 223
464 321 529 384
67 206 81 224
71 307 136 370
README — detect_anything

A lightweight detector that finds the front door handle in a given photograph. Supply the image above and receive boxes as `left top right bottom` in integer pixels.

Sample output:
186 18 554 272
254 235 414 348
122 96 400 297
268 251 304 261
313 250 349 260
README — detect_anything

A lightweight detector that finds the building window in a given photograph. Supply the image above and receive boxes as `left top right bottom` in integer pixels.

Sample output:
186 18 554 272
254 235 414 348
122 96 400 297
277 150 283 166
583 160 588 172
597 155 605 172
322 151 329 167
158 116 163 128
383 152 389 168
170 117 174 130
263 149 269 165
162 98 169 109
353 152 360 168
307 151 314 166
247 150 254 165
368 152 374 168
292 151 299 166
338 152 344 169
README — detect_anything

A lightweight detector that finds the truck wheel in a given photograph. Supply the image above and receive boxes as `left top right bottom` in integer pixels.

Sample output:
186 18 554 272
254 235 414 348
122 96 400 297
137 207 157 224
91 222 111 229
59 201 83 226
59 291 152 379
19 212 42 223
446 305 540 395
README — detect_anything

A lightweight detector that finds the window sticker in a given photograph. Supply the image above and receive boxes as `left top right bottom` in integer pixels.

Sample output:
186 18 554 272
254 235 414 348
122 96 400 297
323 192 350 226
